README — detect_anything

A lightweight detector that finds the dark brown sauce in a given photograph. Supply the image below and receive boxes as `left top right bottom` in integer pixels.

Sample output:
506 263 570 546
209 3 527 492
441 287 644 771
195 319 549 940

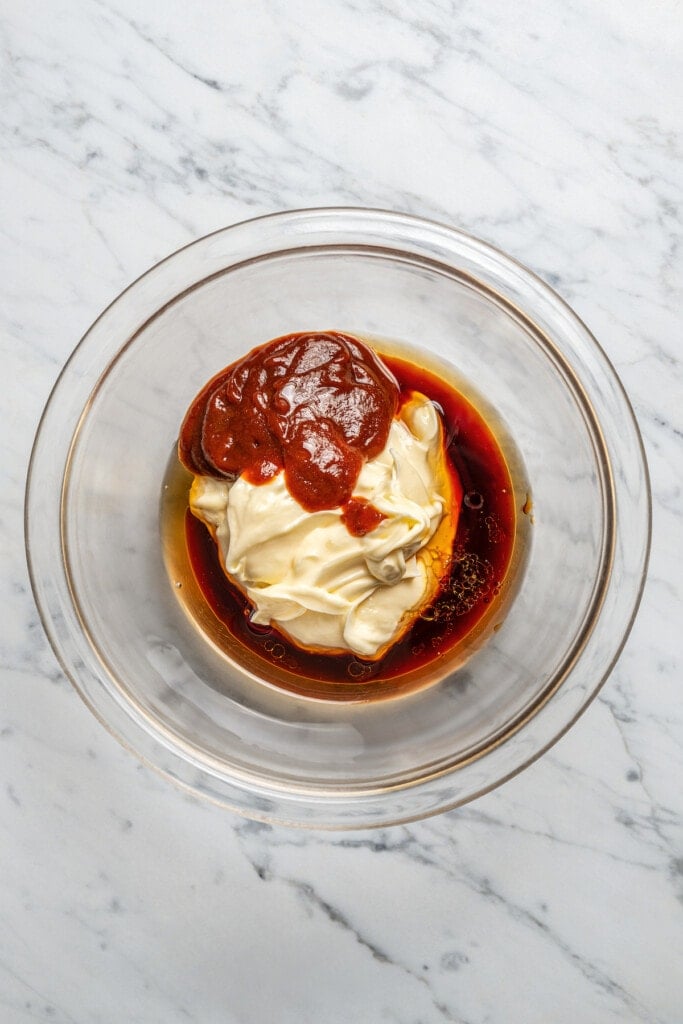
183 351 516 692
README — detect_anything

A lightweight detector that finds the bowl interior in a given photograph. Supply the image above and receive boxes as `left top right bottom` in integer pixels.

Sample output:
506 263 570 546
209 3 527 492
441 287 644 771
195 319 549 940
62 247 610 789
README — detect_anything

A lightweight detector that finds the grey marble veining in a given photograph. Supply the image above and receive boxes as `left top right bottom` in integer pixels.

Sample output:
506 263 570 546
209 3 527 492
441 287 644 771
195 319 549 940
1 1 681 1021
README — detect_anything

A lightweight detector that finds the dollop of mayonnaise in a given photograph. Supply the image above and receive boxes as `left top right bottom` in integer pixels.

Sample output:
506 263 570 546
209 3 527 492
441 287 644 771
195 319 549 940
189 394 457 659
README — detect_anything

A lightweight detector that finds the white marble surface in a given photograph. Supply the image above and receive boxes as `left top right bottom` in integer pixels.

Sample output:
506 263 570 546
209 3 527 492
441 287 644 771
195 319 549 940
2 1 682 1020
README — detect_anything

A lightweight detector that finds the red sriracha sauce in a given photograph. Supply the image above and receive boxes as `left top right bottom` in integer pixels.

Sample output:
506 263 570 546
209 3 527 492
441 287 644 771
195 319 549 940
179 331 399 514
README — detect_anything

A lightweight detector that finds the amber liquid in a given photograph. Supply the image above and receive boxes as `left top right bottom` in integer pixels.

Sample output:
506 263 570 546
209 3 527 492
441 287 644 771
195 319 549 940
162 350 526 702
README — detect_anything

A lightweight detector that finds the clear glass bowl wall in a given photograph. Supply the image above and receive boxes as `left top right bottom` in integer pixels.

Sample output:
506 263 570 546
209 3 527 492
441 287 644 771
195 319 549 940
26 210 650 827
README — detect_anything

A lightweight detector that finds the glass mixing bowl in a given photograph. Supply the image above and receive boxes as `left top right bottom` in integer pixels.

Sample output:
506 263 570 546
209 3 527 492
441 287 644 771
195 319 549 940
25 209 650 828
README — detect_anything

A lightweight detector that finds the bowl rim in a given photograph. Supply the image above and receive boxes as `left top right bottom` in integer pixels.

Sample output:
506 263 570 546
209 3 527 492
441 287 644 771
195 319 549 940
25 206 652 829
61 246 615 781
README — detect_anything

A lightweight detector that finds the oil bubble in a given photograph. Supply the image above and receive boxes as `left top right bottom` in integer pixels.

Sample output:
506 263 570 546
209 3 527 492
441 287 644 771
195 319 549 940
464 491 484 510
484 515 503 543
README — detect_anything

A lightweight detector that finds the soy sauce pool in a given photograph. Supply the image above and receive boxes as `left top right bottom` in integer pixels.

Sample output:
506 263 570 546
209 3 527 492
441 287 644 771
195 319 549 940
168 349 523 702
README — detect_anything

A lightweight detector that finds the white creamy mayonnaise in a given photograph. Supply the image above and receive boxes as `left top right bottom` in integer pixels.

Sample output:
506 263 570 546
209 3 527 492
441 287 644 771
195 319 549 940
189 394 456 658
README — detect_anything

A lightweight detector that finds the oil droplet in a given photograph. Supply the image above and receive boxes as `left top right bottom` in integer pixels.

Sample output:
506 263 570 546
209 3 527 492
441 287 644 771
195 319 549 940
522 492 533 516
174 581 182 589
